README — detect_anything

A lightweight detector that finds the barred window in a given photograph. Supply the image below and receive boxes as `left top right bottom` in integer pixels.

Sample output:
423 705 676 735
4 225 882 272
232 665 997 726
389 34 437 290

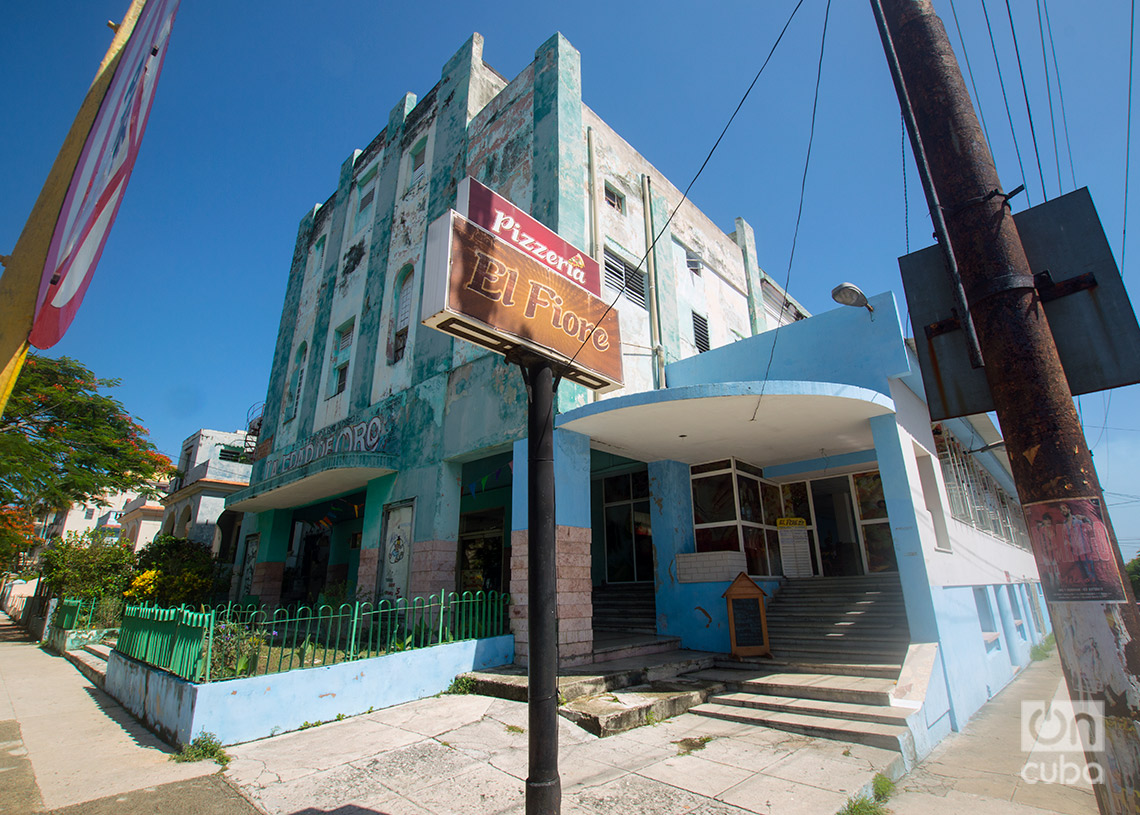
932 424 1029 549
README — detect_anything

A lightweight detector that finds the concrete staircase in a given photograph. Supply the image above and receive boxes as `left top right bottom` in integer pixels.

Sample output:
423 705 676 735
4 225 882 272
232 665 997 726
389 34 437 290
591 582 656 635
689 574 915 755
61 642 113 690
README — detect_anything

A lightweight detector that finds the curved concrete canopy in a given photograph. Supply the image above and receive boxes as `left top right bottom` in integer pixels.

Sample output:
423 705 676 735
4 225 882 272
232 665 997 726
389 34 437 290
557 380 895 468
227 454 394 513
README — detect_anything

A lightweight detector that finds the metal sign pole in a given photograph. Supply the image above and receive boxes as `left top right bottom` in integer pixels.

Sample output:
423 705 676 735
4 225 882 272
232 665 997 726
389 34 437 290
522 356 561 814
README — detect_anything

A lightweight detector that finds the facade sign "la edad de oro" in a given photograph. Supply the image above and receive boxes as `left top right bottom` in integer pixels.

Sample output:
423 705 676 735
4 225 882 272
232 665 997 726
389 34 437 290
422 211 624 392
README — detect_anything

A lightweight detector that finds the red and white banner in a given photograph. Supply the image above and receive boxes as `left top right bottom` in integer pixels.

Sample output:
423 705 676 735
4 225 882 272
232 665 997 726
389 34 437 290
456 177 601 296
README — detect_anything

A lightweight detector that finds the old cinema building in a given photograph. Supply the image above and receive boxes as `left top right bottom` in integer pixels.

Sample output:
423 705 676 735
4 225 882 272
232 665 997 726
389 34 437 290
228 31 1049 737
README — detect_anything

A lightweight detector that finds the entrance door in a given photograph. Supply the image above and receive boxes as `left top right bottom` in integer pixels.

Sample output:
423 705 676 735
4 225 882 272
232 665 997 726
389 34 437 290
380 502 413 602
810 476 866 576
602 470 653 583
457 508 507 593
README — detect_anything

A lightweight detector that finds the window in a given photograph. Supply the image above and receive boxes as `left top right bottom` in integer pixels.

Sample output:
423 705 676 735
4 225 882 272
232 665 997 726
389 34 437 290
328 320 355 397
353 167 377 234
392 267 414 363
85 508 95 520
285 342 307 421
410 141 427 188
932 424 1029 549
603 250 647 310
310 235 327 275
219 446 243 463
686 249 703 276
692 312 710 353
604 184 625 214
691 458 784 576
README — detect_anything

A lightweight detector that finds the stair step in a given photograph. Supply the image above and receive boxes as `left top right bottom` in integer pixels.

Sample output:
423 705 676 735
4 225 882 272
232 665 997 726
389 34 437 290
711 692 911 725
83 642 112 661
690 670 895 705
740 661 901 680
689 702 910 752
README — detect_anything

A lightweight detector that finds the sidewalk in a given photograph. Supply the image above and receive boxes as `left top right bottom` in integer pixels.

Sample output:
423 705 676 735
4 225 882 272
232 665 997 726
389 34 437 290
2 604 1100 815
890 651 1096 815
0 612 254 815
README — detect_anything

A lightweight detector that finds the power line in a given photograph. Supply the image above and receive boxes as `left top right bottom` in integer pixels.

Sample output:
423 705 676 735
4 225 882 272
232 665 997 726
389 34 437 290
556 0 809 381
1004 0 1048 201
981 0 1032 205
948 0 994 153
1040 0 1077 188
1124 0 1136 275
1035 0 1062 194
752 0 833 421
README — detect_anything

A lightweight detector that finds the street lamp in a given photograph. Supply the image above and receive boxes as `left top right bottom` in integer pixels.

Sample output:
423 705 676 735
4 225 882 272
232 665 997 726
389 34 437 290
831 282 874 314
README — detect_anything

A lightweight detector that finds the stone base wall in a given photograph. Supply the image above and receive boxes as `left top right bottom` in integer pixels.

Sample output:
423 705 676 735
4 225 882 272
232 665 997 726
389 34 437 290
357 548 380 600
250 561 285 606
409 539 458 598
510 525 592 667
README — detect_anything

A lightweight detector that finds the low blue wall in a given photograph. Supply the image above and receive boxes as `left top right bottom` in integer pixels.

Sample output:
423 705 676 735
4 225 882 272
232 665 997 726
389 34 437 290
105 634 514 746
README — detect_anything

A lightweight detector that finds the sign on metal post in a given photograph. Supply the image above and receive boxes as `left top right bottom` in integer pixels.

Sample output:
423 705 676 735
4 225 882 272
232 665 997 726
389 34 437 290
422 210 623 392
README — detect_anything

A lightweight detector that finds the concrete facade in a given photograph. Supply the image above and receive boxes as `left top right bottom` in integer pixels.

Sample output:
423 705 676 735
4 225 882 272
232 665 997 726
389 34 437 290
227 31 1051 751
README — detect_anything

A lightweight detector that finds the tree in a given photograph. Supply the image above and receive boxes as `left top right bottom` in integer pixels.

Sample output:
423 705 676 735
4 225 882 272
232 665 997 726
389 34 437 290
0 505 41 572
0 354 173 516
1127 555 1140 601
39 530 137 599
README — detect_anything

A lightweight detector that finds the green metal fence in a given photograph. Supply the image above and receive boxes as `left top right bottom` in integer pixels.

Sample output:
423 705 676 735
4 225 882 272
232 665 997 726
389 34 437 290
53 596 125 630
115 591 510 683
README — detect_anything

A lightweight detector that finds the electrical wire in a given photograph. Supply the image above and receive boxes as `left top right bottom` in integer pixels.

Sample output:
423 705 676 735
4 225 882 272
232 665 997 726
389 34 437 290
981 0 1032 205
902 113 910 253
948 0 994 153
1003 0 1048 201
556 0 809 380
1035 0 1063 194
1041 0 1077 189
1124 0 1136 276
751 0 833 422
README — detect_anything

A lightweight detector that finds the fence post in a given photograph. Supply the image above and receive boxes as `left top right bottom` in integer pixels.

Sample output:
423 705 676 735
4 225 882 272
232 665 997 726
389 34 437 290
348 601 360 661
203 608 215 683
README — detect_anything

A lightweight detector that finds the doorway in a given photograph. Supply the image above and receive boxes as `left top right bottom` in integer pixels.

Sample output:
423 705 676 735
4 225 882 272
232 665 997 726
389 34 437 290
457 507 507 593
810 476 866 576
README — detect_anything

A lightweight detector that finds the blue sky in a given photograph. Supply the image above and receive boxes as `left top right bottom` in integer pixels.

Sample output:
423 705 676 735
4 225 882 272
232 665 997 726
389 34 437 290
2 1 1138 558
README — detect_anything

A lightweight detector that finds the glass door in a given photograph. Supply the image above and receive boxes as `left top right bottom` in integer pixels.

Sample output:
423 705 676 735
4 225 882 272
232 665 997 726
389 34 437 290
603 470 653 583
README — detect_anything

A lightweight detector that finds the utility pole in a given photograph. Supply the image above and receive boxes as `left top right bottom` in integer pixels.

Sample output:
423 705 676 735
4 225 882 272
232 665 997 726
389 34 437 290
872 2 1140 812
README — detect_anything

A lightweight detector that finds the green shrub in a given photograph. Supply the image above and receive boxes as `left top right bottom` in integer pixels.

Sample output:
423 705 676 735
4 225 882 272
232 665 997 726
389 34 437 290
836 795 887 815
172 732 230 766
1030 632 1056 661
127 535 216 606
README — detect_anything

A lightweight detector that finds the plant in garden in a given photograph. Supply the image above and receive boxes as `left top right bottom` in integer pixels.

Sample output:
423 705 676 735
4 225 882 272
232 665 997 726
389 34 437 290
0 354 172 518
39 529 136 599
130 535 217 606
209 620 265 679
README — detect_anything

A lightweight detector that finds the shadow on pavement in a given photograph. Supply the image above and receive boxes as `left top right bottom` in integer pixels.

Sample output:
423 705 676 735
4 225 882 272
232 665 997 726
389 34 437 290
78 683 181 755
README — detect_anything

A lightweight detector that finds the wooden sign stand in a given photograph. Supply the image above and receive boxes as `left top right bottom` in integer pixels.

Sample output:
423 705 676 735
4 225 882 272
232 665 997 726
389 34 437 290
723 572 770 658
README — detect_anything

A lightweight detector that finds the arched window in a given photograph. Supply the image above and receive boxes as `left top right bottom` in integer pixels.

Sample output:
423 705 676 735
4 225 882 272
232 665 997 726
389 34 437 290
285 342 307 420
392 267 414 363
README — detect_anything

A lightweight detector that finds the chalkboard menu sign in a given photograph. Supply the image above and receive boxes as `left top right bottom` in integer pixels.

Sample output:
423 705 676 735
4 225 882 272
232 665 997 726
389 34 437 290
723 572 769 657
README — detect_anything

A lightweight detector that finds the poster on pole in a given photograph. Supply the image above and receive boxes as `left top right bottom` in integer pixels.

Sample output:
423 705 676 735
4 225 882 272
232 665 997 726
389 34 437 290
777 517 813 578
29 0 181 348
1025 497 1126 602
